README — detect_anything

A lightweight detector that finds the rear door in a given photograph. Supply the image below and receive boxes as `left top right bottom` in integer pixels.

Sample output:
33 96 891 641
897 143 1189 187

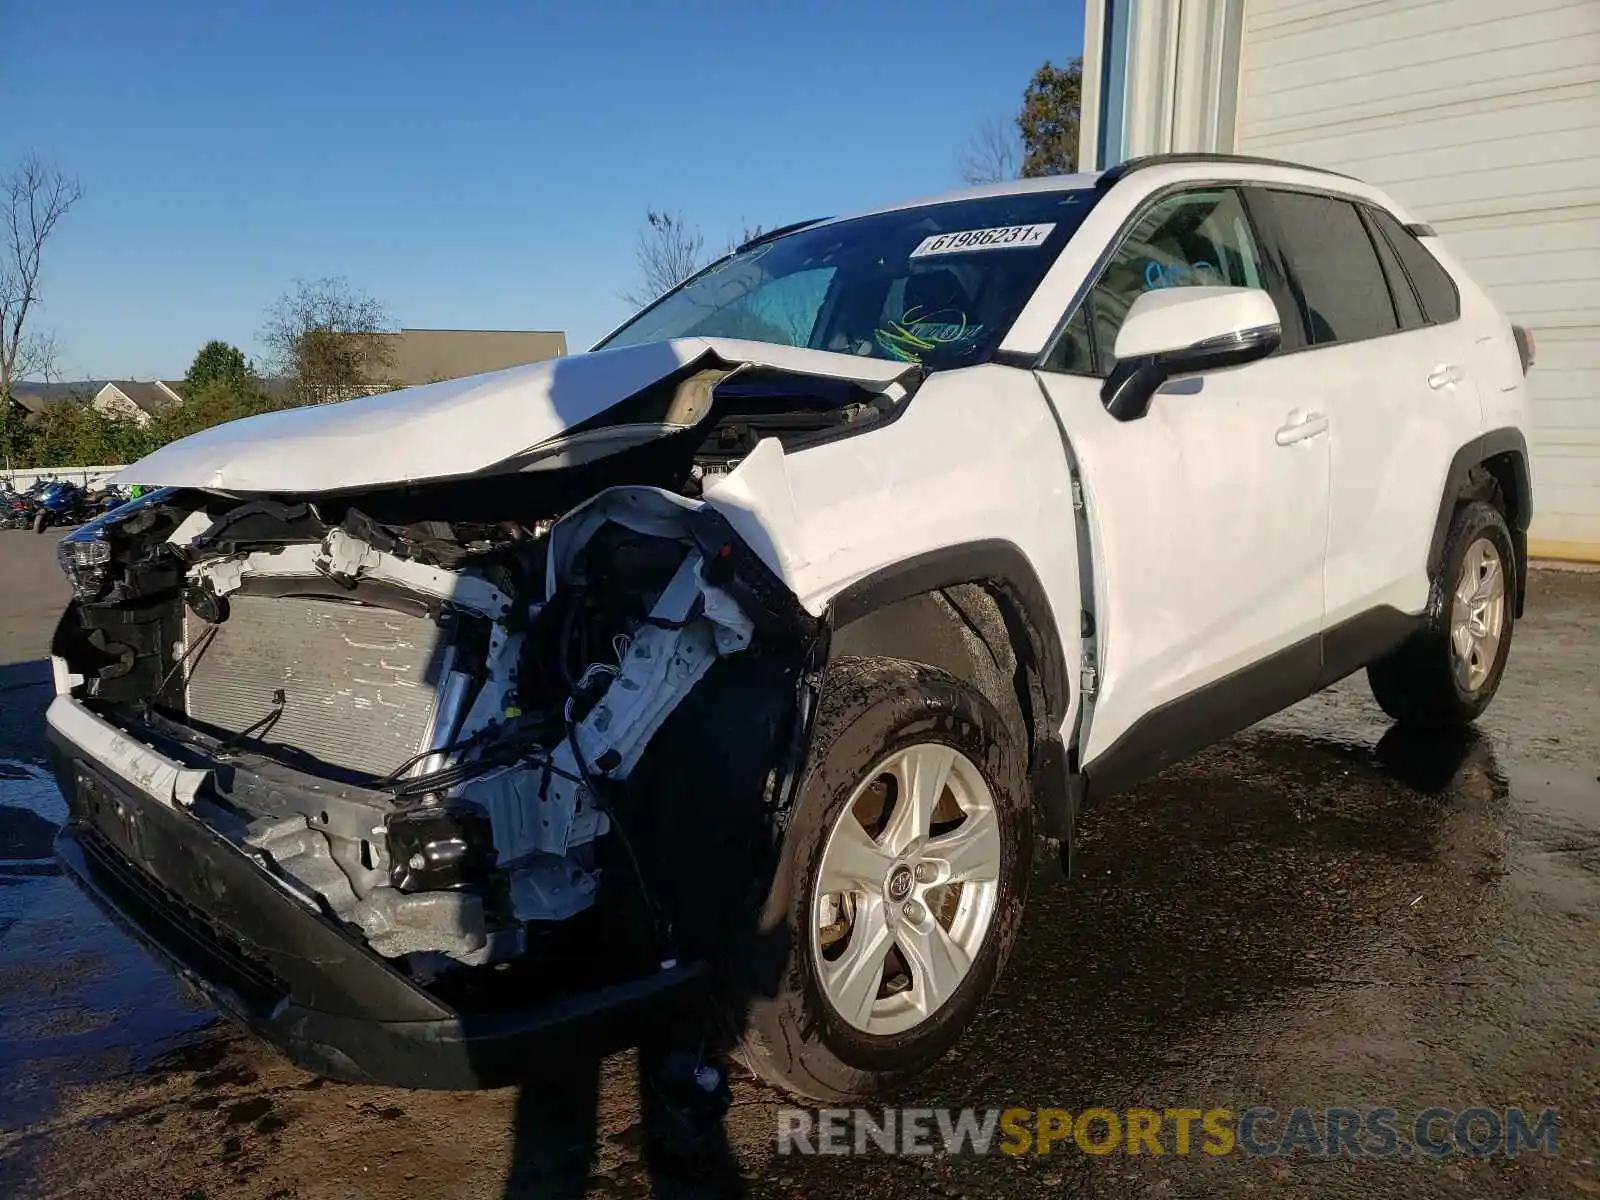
1034 186 1330 783
1249 189 1485 646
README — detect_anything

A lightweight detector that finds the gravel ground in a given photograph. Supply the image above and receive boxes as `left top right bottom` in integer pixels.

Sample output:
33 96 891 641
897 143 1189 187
0 527 1596 1199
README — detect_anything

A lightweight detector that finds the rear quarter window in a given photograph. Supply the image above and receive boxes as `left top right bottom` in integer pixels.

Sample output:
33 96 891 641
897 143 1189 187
1368 207 1461 324
1362 208 1425 331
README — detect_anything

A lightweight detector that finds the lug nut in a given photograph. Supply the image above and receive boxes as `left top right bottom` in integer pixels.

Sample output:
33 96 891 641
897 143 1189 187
914 861 938 884
902 899 926 924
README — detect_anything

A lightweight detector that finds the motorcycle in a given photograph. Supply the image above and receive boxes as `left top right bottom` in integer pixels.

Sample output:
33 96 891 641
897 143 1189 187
86 483 132 517
1 483 39 531
31 479 91 533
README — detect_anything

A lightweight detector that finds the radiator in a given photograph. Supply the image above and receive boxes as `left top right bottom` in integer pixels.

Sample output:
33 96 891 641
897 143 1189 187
184 594 451 778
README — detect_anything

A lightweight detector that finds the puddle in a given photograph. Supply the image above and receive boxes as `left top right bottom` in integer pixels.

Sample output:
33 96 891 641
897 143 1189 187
0 758 213 1135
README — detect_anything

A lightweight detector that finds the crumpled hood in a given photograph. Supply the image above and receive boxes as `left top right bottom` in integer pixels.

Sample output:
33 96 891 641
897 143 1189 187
117 337 918 494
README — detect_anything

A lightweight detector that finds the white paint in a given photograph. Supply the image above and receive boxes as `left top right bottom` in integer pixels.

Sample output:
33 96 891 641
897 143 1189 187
1111 285 1279 359
1315 281 1501 627
1038 344 1330 764
192 535 511 619
45 696 207 807
705 361 1086 742
1022 161 1528 759
114 338 917 495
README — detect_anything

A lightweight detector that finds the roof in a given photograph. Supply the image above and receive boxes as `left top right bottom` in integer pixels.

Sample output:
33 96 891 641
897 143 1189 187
1093 153 1361 190
785 154 1380 236
106 380 185 415
8 381 107 415
820 172 1103 227
378 328 568 387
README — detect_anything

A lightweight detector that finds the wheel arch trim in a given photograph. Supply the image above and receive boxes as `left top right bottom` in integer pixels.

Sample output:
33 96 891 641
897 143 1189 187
826 539 1070 727
1428 427 1531 617
823 540 1076 845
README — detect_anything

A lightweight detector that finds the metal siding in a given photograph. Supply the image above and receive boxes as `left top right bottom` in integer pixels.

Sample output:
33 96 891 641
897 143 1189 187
1236 0 1600 553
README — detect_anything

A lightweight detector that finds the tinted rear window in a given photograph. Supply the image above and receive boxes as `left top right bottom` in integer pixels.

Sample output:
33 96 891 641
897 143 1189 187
1261 190 1398 346
1368 207 1461 324
1363 208 1425 330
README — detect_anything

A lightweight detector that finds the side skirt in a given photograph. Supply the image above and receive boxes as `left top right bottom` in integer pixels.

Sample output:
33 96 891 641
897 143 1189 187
1080 605 1423 803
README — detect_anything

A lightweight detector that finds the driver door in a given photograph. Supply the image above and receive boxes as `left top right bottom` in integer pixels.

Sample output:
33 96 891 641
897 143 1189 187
1034 187 1330 790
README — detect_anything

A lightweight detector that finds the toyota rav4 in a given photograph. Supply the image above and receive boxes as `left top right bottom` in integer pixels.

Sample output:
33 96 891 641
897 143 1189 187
44 154 1534 1101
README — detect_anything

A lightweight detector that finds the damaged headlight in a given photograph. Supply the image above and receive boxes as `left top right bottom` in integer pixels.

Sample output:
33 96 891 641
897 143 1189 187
57 526 113 600
56 487 174 602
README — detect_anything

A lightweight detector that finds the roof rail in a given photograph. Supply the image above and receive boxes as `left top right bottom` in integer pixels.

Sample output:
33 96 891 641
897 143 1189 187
736 217 830 253
1094 153 1361 192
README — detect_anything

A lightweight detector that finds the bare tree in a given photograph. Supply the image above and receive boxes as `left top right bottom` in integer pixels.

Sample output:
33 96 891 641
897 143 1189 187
725 221 765 256
1 155 84 399
261 277 395 404
624 211 709 310
958 116 1021 186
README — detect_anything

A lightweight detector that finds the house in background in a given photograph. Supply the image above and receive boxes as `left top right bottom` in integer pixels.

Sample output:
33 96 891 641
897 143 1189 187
8 327 569 426
89 380 185 427
8 379 184 427
1077 0 1600 561
376 328 569 387
8 381 109 419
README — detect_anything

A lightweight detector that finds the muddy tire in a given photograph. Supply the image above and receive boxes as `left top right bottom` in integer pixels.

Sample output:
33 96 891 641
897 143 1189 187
737 656 1030 1102
1368 500 1516 727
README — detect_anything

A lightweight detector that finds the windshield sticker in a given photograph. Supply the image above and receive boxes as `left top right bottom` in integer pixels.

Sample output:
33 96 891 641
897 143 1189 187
909 223 1056 258
874 310 984 363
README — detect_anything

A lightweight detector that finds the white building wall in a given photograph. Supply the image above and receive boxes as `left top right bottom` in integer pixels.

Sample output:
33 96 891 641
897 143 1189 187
1234 0 1600 560
1079 0 1600 559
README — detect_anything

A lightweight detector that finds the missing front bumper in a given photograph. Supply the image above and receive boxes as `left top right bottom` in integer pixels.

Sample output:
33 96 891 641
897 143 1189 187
47 722 708 1090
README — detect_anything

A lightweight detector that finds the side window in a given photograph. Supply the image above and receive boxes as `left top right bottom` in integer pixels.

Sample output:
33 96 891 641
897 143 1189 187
1044 188 1264 376
1367 207 1461 325
1362 208 1425 330
1051 306 1093 373
1261 191 1398 346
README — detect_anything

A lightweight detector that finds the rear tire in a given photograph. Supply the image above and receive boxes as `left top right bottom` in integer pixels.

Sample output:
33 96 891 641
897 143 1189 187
738 656 1031 1102
1368 500 1515 727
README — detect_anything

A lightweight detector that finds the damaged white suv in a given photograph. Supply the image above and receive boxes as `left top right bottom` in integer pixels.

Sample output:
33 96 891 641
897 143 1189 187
46 155 1533 1100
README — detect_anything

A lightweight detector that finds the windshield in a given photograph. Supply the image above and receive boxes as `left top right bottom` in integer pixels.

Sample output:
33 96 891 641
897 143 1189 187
597 189 1099 370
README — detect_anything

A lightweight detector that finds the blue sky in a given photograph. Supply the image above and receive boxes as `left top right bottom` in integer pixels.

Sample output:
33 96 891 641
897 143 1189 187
2 0 1082 381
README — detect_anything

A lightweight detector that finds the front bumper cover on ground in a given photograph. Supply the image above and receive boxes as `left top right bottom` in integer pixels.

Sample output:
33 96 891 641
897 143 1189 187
47 727 707 1091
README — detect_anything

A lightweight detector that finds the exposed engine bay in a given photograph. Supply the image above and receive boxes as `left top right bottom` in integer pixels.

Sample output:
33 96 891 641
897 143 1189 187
48 363 892 987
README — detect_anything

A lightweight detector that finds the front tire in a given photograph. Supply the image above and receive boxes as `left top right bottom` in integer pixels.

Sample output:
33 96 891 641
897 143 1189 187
32 510 49 535
1368 499 1516 727
738 656 1031 1102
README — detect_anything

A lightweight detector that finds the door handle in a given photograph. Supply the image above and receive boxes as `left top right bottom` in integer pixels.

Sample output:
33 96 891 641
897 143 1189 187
1428 363 1464 390
1275 410 1329 445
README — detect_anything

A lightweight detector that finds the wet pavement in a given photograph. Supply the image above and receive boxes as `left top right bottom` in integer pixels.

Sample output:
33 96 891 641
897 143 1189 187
0 526 1596 1198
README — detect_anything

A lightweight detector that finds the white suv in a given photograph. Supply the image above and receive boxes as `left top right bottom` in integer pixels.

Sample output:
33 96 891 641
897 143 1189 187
45 154 1533 1101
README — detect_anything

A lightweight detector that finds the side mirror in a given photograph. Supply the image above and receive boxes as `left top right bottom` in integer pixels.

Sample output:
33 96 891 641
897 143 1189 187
1101 286 1281 421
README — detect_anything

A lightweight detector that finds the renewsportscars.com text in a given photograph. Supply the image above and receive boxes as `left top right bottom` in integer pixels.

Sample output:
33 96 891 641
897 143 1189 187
777 1106 1559 1159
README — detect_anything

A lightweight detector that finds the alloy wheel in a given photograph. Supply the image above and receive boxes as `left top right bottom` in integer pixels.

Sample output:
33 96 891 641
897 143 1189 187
1450 536 1506 694
811 742 1001 1036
